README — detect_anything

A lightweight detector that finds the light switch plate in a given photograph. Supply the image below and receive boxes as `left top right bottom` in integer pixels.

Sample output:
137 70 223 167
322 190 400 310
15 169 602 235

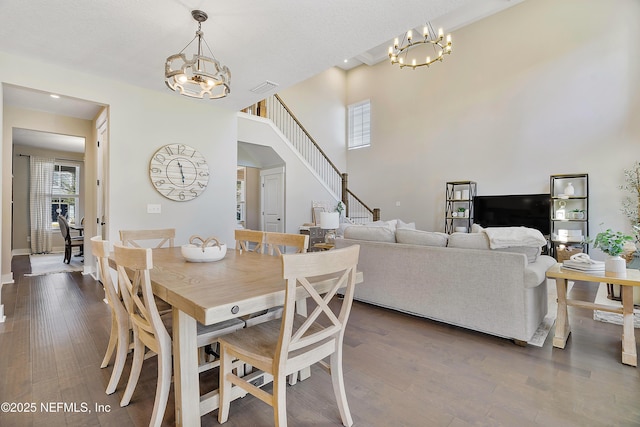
147 204 161 214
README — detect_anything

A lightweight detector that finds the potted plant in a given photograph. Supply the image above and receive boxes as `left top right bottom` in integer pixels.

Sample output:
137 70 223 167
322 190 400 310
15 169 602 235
593 229 634 276
570 209 585 220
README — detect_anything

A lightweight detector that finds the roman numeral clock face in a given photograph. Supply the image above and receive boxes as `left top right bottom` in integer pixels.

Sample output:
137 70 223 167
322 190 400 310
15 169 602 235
149 144 209 201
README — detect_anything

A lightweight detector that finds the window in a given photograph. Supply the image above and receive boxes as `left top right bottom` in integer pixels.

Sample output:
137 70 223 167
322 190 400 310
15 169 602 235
52 162 80 227
348 100 371 149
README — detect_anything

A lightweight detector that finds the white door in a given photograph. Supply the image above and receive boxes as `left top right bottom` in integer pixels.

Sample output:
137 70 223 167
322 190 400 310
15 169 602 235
96 110 109 239
261 167 284 232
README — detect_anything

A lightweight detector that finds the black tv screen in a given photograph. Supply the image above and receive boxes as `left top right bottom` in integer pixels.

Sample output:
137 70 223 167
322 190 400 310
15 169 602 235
473 194 550 235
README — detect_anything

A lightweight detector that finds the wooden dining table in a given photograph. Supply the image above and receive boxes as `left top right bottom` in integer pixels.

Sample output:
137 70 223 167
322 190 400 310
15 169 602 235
109 246 362 427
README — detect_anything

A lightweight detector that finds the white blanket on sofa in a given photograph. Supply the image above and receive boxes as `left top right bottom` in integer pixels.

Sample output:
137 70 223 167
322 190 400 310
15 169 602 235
483 227 547 249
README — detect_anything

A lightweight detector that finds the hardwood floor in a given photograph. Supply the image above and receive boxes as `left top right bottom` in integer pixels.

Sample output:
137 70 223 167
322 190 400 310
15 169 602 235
1 254 640 426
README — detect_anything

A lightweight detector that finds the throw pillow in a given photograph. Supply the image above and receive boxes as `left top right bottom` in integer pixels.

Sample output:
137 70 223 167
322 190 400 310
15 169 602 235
395 229 448 247
471 223 484 233
396 219 416 230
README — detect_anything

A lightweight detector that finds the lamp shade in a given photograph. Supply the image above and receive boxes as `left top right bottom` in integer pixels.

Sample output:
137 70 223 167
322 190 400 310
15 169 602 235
320 212 340 230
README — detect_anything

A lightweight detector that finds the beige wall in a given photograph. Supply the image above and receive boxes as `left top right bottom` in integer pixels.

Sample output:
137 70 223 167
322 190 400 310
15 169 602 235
343 0 640 248
245 166 261 230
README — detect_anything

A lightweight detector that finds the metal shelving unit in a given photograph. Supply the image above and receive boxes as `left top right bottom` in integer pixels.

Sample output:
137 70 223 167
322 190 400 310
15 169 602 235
549 173 589 260
445 181 477 234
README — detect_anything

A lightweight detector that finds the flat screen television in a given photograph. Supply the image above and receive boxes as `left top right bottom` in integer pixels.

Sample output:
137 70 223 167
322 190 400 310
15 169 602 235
473 194 550 235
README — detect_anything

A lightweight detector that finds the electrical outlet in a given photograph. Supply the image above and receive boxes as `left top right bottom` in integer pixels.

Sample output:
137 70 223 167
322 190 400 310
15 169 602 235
147 204 161 214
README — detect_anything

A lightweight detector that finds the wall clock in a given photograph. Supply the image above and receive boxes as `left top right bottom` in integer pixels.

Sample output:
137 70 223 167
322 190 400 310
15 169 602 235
149 144 209 201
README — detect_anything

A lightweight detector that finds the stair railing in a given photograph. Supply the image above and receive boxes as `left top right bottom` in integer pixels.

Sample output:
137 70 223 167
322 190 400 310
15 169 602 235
244 95 379 223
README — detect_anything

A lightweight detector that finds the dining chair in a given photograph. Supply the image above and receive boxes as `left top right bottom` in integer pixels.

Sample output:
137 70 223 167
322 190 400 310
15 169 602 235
58 214 84 263
244 233 309 329
217 244 360 427
234 229 265 254
119 228 175 248
265 232 309 256
113 243 245 427
91 236 131 395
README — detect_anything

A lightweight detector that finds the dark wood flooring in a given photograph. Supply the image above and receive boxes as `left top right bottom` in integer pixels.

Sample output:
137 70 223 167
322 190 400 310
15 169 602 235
1 255 640 426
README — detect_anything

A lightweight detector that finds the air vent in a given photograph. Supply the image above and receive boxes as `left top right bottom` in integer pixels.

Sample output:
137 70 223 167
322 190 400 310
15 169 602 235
250 81 279 94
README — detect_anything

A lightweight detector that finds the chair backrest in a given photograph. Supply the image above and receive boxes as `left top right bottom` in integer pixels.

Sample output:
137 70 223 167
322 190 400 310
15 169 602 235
277 244 360 369
234 229 265 254
91 236 129 326
58 214 70 242
265 232 308 256
119 228 175 249
113 243 169 354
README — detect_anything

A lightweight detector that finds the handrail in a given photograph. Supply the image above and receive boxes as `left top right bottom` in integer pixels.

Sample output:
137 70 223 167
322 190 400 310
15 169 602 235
244 95 380 223
273 94 342 177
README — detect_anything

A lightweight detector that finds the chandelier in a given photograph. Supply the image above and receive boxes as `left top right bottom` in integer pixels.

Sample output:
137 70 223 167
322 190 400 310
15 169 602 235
165 10 231 99
388 23 452 69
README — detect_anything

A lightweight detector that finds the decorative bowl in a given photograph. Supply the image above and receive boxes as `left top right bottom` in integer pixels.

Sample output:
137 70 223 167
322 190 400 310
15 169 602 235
181 235 227 262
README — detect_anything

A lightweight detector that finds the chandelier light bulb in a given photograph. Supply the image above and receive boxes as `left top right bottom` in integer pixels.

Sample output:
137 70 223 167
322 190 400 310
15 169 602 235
407 30 413 41
423 26 428 37
438 28 444 38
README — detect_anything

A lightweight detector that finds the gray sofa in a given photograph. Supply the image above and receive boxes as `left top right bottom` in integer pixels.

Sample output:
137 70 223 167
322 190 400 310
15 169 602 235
335 227 556 342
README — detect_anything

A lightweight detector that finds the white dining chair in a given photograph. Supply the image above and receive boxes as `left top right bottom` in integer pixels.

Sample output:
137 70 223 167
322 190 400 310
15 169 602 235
217 244 360 427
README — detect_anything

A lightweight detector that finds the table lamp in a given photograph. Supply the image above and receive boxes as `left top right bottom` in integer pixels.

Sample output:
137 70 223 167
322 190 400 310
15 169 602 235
320 211 340 244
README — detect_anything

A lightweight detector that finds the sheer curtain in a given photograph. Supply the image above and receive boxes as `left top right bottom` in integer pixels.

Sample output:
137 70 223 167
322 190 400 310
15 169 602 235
30 156 55 254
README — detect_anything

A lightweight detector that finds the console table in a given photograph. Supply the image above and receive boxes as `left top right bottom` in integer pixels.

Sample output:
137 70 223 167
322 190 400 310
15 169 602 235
546 264 640 366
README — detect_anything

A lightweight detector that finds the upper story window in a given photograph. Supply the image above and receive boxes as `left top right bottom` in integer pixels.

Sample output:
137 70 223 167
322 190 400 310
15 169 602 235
348 100 370 150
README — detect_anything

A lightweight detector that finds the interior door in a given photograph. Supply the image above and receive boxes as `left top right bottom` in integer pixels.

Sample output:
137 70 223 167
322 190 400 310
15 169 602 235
96 110 109 239
261 167 284 232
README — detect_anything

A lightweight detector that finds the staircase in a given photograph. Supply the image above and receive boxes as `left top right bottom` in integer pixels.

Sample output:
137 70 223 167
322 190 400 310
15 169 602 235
243 95 380 223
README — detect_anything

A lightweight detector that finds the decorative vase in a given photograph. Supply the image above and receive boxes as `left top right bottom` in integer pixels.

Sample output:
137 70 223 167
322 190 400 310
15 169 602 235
564 182 575 196
605 255 627 277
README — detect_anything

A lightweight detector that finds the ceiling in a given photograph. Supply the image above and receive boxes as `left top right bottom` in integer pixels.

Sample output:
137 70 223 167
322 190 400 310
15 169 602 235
0 0 524 117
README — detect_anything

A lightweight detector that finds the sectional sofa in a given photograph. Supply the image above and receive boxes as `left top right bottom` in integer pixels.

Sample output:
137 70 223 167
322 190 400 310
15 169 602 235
335 223 556 343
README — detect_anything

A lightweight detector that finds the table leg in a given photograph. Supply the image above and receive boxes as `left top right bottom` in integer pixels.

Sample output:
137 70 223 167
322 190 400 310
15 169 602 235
553 278 571 349
173 308 201 427
621 285 637 367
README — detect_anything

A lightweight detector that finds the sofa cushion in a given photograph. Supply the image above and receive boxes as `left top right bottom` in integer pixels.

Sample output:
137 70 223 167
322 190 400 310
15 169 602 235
447 232 490 249
344 225 396 242
396 229 448 247
495 246 541 264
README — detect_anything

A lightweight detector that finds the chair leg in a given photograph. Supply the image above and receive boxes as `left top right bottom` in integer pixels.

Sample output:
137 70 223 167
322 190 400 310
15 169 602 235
101 316 118 368
217 345 233 424
120 334 144 407
330 349 353 427
149 348 171 427
273 373 288 427
105 321 129 395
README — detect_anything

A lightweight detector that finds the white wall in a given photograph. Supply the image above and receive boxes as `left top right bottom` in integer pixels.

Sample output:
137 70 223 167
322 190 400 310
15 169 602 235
1 52 238 282
343 0 640 245
238 113 338 233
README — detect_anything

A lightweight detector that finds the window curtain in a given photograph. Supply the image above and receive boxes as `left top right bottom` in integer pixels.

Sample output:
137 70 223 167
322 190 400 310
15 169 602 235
29 156 55 254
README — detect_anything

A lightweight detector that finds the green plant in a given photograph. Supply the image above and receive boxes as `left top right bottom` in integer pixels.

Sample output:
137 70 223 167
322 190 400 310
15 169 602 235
593 229 633 257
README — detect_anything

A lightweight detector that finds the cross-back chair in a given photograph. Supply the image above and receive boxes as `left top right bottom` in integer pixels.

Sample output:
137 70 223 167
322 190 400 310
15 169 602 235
58 214 83 263
113 243 245 427
92 236 131 395
244 233 309 329
119 228 175 249
265 232 309 256
234 229 265 254
217 244 360 427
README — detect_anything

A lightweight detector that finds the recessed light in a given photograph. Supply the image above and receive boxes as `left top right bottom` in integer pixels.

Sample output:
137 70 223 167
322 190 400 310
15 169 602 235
343 59 348 63
50 94 60 99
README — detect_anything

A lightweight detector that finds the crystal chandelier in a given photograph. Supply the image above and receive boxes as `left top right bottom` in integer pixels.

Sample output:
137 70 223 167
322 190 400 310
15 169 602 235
388 23 452 69
165 10 231 99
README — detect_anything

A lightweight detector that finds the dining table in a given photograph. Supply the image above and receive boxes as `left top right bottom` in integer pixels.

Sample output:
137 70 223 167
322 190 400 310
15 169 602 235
109 246 362 427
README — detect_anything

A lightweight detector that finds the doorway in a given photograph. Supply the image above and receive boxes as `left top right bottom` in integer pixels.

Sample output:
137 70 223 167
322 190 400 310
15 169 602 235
261 167 285 232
